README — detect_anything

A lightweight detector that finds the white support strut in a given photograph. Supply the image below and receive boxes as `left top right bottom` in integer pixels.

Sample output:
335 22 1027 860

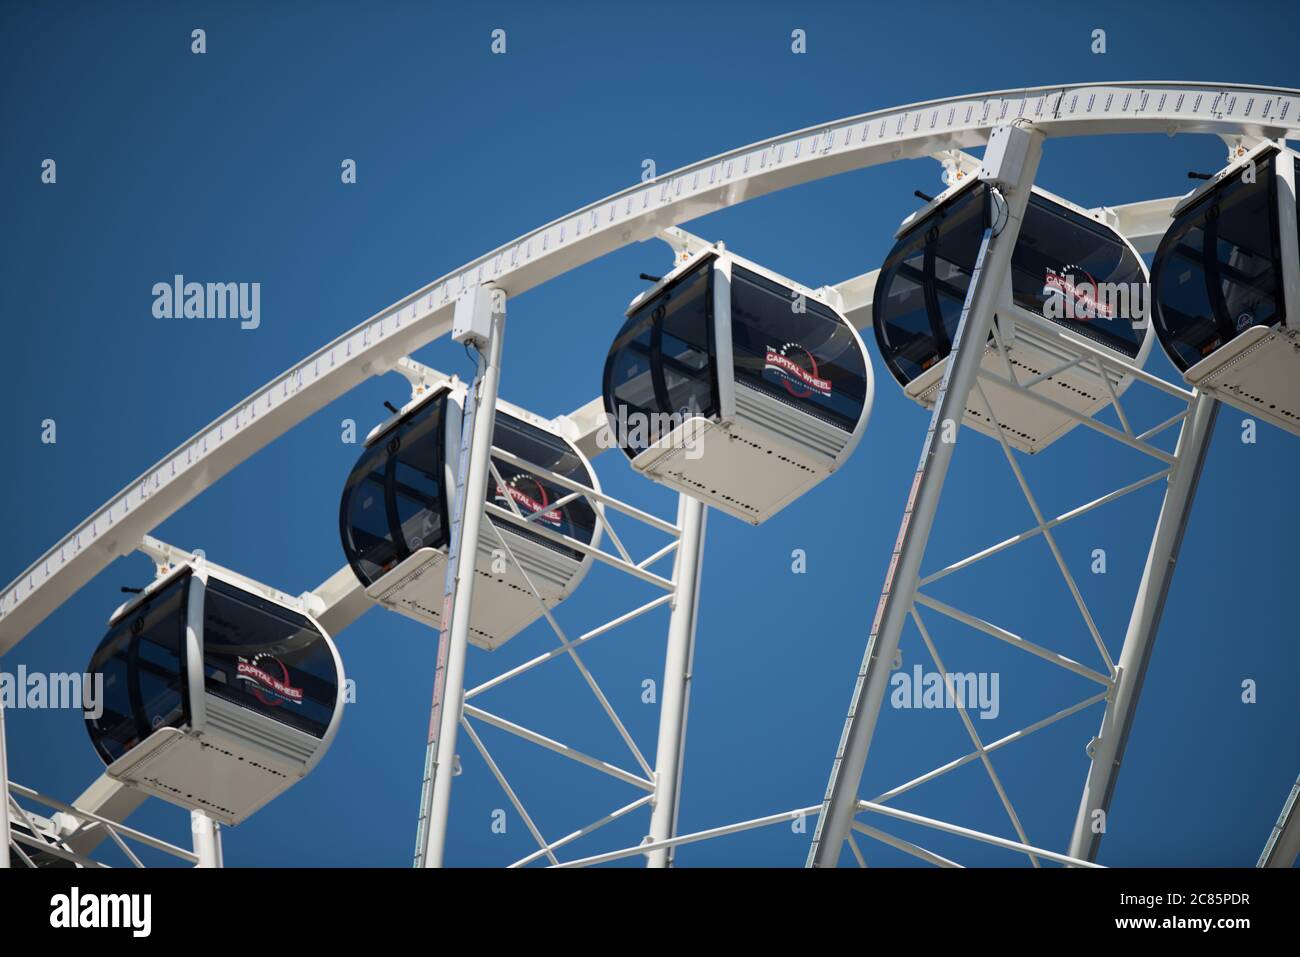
414 287 507 869
1067 392 1219 862
191 810 223 868
808 123 1046 867
646 494 707 867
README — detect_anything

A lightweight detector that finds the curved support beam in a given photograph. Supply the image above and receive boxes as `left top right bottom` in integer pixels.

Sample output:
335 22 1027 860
3 81 1298 655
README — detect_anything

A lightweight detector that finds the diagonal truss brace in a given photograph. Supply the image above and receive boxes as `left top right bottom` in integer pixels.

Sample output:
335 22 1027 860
808 127 1219 866
808 123 1047 867
809 364 1209 867
427 439 698 867
822 366 1211 868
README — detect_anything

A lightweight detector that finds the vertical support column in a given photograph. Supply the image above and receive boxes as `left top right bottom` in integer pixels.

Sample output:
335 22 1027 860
413 284 506 869
1274 148 1300 332
646 493 707 868
807 125 1044 867
0 689 11 868
191 809 223 868
1068 392 1218 861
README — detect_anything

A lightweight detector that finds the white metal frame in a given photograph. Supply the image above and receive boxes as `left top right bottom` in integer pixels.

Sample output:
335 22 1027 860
4 81 1298 867
807 381 1217 866
413 286 506 868
426 443 695 867
811 124 1050 864
405 283 714 867
6 780 199 868
808 137 1226 863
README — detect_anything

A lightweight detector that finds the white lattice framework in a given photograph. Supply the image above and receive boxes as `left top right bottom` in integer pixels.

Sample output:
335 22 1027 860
3 82 1299 868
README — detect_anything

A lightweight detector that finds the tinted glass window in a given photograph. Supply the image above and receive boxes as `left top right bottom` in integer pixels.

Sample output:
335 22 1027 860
1013 194 1147 357
488 412 598 561
86 573 191 765
339 393 450 586
603 259 719 457
729 265 867 432
656 265 717 419
875 186 1149 385
1152 153 1283 371
874 185 989 386
201 578 338 739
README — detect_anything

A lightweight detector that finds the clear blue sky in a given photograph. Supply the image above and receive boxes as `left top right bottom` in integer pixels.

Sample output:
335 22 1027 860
1 0 1297 866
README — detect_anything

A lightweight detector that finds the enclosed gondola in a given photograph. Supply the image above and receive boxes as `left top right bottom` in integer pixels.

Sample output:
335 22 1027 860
1151 143 1300 435
873 179 1154 453
339 383 601 649
602 246 873 524
85 564 345 826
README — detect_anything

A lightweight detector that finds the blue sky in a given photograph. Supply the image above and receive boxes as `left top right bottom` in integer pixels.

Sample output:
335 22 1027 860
1 0 1297 867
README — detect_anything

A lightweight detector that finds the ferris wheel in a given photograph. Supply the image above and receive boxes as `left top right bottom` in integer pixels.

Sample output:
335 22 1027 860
3 81 1299 870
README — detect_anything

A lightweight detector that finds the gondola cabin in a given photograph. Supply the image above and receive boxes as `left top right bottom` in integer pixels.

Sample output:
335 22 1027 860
85 564 345 826
1151 143 1300 435
602 246 873 524
340 384 601 650
873 179 1154 453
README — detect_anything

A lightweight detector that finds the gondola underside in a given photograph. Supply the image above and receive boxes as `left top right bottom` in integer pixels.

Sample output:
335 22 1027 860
1182 325 1300 435
630 382 856 524
906 308 1134 454
364 529 584 650
104 694 322 826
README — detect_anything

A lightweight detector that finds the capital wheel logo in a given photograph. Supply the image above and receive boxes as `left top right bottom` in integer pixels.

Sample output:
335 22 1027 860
495 471 563 527
236 653 304 707
764 342 833 399
1044 264 1114 320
